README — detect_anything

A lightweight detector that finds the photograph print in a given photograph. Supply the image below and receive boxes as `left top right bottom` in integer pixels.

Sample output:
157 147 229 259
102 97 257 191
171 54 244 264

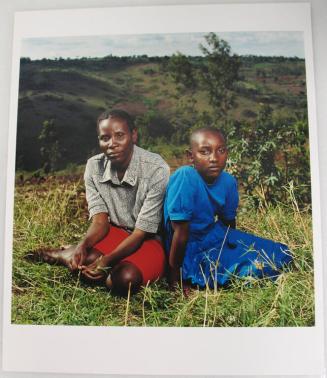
12 28 314 327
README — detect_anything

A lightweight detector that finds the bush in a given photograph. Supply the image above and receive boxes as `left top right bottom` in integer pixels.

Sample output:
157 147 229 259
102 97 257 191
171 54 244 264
227 105 311 207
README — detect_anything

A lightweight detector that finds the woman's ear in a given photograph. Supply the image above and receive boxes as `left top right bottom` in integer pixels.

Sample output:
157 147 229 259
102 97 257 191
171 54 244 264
132 129 138 144
186 148 194 164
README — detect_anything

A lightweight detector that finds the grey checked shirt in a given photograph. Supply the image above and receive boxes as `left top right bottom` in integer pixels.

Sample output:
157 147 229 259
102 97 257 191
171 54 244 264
84 145 170 234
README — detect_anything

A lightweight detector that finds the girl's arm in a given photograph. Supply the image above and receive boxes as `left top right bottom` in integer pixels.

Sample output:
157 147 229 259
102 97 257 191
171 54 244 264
220 217 236 229
168 221 190 287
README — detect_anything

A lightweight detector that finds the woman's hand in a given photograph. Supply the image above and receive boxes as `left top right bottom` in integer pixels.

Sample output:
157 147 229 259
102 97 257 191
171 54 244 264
69 243 88 271
68 213 110 271
81 256 111 281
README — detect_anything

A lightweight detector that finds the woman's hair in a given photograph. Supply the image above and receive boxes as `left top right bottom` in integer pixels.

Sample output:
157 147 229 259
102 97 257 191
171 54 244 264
97 109 136 133
189 127 226 146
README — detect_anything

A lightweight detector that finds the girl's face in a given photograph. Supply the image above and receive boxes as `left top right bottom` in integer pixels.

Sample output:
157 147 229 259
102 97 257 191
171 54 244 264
188 131 228 184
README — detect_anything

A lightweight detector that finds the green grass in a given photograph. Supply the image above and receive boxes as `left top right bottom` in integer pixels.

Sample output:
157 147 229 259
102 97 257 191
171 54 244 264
11 176 314 327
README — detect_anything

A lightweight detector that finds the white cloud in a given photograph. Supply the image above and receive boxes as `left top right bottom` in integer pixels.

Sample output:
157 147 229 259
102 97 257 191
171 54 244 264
21 31 305 60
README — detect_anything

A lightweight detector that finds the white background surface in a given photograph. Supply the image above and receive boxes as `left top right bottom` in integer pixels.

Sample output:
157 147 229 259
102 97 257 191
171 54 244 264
1 1 326 377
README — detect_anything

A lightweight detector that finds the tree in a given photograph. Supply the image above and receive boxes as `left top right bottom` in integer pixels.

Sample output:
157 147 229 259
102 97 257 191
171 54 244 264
199 33 241 118
166 33 240 124
168 52 197 92
38 119 62 173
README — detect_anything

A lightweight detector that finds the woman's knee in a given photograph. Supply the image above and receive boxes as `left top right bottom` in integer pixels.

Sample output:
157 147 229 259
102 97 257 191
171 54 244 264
107 262 143 296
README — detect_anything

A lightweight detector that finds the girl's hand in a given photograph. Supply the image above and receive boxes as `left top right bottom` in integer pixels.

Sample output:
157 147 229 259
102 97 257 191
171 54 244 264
167 266 181 289
81 256 111 281
168 267 192 297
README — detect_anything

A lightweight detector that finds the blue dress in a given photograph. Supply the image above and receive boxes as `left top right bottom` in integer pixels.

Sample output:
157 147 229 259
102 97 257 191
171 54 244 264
163 166 292 288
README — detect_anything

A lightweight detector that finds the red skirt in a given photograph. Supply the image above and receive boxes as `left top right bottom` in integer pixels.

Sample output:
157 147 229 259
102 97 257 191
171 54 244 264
93 225 166 285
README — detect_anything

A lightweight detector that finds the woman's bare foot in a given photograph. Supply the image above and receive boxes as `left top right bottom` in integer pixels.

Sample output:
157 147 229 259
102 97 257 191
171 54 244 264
25 245 76 268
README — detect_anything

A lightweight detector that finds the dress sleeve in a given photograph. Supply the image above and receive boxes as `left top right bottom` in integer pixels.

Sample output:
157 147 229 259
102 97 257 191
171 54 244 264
222 177 239 221
84 160 109 220
135 165 170 233
166 167 196 222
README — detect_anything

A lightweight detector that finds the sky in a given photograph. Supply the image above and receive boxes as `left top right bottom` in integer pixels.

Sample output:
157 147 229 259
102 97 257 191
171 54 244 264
21 31 305 60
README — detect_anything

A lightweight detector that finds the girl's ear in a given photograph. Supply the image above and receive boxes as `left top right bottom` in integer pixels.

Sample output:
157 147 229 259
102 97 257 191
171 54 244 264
186 148 194 164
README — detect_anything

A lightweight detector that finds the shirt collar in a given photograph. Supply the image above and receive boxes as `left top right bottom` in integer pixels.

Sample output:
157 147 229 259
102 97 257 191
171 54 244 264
100 146 138 186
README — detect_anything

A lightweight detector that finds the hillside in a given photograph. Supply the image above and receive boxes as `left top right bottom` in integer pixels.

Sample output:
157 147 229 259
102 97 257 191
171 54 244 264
16 55 307 171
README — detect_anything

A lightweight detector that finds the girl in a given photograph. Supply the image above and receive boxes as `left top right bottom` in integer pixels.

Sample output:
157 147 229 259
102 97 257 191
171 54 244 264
163 127 292 288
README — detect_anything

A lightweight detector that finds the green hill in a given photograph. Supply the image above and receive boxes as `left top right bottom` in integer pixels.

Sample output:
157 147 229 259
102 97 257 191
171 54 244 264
16 55 307 171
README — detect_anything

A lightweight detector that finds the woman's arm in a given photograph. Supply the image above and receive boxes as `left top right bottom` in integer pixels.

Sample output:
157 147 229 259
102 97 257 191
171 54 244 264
167 221 190 287
70 212 110 270
101 228 147 266
81 228 148 280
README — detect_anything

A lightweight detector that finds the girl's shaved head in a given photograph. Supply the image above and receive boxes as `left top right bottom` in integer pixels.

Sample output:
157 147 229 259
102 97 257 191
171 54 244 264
189 127 226 148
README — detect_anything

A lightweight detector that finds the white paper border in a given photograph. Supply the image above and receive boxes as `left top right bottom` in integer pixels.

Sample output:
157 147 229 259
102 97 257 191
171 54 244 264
2 3 325 375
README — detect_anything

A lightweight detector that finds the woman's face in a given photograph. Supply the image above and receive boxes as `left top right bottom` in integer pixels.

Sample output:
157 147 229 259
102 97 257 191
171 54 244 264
188 131 228 183
98 117 137 170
